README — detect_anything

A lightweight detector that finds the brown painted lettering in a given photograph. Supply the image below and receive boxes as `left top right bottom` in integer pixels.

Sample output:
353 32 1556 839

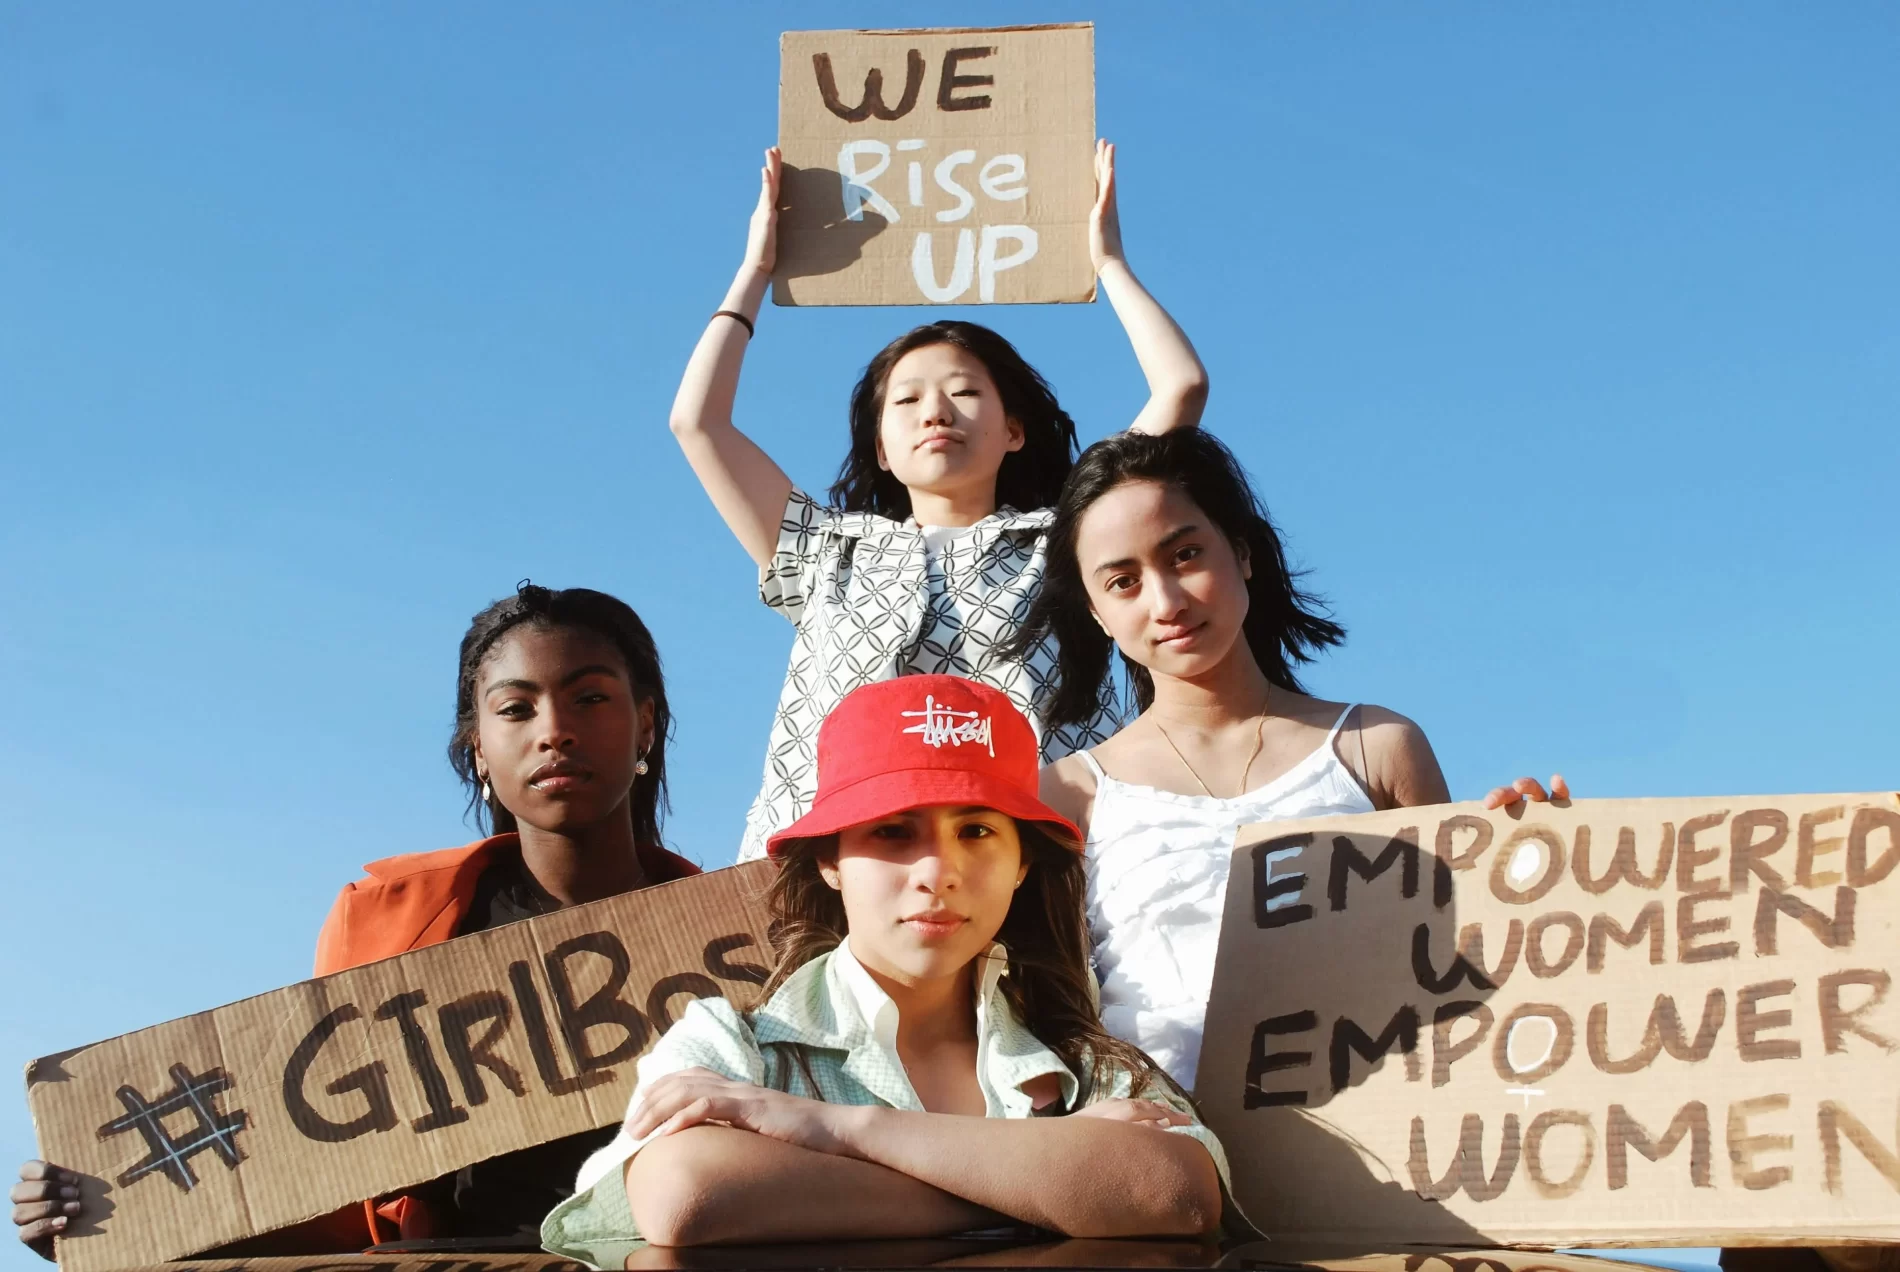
1817 969 1895 1054
1606 1101 1711 1188
1434 815 1493 908
1728 1094 1794 1190
1729 809 1791 892
1797 806 1846 887
1407 1113 1521 1201
1431 1000 1492 1088
1525 911 1585 979
811 49 926 123
1330 1005 1421 1092
1818 1100 1900 1195
1588 902 1665 972
1752 885 1856 956
1736 980 1801 1062
1413 919 1523 993
437 991 526 1107
1678 892 1738 963
1328 829 1421 911
1491 1003 1575 1083
1491 825 1566 905
1675 810 1730 895
1847 807 1900 887
1244 1010 1317 1108
1573 823 1674 894
373 990 469 1132
1587 990 1727 1074
1524 1109 1595 1199
935 46 995 112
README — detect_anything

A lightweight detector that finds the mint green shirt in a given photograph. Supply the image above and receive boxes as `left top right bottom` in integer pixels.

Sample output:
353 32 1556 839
541 939 1239 1265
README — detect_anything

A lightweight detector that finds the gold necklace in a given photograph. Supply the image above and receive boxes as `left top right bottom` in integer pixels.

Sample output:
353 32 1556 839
1152 687 1271 799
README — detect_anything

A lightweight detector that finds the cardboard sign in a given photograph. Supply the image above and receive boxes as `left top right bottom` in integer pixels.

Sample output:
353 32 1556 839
774 24 1095 306
26 862 776 1272
119 1260 584 1272
1197 794 1900 1248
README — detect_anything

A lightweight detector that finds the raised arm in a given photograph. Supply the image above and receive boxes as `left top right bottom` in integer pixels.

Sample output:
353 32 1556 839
668 147 796 568
627 1070 1221 1240
1091 141 1208 436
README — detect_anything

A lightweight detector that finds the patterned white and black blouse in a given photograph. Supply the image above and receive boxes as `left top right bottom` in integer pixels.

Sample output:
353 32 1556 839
736 488 1121 861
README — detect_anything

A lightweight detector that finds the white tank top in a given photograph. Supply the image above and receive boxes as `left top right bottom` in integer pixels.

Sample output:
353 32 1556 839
1079 704 1376 1091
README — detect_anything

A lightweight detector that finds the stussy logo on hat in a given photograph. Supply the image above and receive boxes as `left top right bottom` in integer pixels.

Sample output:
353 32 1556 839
901 695 995 756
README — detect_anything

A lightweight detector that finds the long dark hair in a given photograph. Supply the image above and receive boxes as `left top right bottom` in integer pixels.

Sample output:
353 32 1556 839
1009 429 1346 728
761 821 1172 1100
448 583 672 848
829 321 1078 519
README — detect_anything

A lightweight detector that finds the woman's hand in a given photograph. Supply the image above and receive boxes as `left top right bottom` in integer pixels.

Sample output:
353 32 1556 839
743 147 782 278
1088 139 1123 272
1072 1098 1194 1131
11 1161 81 1261
1482 774 1571 810
627 1067 849 1156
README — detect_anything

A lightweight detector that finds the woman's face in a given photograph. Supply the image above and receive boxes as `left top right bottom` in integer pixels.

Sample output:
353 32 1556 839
471 624 653 837
877 343 1023 510
1073 478 1253 682
820 804 1028 987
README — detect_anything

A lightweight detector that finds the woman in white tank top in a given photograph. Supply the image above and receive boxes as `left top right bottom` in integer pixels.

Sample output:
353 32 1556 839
1005 431 1563 1091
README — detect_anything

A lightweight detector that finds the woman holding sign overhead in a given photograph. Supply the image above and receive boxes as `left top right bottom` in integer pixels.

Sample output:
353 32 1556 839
674 140 1209 863
1012 428 1565 1092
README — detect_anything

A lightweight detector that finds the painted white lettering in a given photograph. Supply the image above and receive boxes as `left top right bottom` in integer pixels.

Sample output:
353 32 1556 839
978 154 1027 202
838 140 899 223
912 230 975 302
932 150 977 223
977 225 1038 302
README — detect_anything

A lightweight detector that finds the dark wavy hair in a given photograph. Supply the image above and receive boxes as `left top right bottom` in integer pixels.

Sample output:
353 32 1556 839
829 321 1078 518
763 821 1175 1100
449 583 672 849
1008 429 1347 728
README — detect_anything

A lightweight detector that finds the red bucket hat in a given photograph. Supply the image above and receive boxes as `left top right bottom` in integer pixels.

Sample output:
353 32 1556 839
765 674 1083 857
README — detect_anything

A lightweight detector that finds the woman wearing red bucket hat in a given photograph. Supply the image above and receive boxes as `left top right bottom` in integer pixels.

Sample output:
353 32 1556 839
542 675 1243 1257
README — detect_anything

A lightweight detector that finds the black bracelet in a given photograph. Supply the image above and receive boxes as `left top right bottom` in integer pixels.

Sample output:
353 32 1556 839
712 309 755 338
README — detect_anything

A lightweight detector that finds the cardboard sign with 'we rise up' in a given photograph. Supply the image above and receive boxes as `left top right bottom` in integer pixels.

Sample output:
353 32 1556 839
1196 794 1900 1248
26 862 776 1272
774 25 1095 306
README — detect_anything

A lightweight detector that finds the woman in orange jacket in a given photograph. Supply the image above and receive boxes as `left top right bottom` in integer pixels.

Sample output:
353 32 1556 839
14 583 699 1257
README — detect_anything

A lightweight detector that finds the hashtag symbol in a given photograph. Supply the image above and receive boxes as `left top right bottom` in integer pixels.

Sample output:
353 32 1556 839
96 1063 248 1192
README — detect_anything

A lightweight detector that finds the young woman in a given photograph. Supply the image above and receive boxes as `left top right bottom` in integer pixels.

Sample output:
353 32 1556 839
672 141 1209 862
12 583 699 1257
541 675 1238 1260
1012 430 1565 1091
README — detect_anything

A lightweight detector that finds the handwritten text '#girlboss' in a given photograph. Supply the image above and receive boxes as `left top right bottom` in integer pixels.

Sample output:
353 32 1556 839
814 46 1040 304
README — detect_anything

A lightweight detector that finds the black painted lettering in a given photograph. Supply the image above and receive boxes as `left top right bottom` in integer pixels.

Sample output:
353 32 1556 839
1675 810 1730 896
1677 892 1738 963
374 990 468 1132
1433 815 1493 908
1587 990 1727 1074
811 49 925 122
1407 1113 1520 1201
544 932 650 1074
1728 1094 1793 1190
1587 902 1665 972
645 973 722 1032
1523 1109 1595 1198
1752 885 1855 956
437 991 525 1106
1736 979 1801 1062
703 933 771 986
1606 1101 1711 1188
1818 1099 1900 1195
1244 1010 1317 1108
1253 834 1315 929
1847 807 1900 887
935 46 995 112
508 959 606 1096
282 1004 398 1143
1573 823 1674 894
1330 1005 1421 1093
1431 1000 1492 1088
1817 969 1894 1054
1328 829 1420 911
1413 919 1522 992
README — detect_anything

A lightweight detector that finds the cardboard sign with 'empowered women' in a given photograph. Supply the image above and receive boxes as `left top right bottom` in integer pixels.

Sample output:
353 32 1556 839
26 862 776 1272
774 24 1094 306
1197 794 1900 1247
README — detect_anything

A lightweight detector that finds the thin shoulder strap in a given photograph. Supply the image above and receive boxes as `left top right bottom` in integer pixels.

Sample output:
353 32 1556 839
1325 703 1360 746
1074 749 1107 781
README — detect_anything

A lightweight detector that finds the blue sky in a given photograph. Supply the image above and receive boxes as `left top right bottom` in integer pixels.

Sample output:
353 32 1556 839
1 3 1895 1262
